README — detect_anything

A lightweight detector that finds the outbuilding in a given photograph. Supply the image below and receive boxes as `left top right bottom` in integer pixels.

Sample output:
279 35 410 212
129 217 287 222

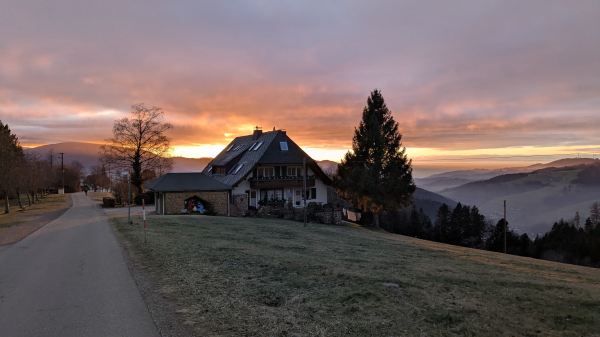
145 172 231 215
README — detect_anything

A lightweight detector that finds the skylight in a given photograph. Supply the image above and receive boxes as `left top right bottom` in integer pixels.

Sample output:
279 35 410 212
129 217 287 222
234 144 243 151
234 163 244 174
254 141 264 151
226 144 235 152
279 142 288 151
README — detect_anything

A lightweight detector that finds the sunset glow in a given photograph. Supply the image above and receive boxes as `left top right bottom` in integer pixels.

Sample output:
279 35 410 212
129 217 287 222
1 1 598 177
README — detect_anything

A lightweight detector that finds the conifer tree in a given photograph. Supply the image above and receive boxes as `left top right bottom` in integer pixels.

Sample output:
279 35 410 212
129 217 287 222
333 90 415 227
434 203 451 243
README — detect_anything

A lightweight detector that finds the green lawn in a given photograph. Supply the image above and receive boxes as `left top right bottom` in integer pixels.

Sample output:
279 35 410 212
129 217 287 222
112 215 600 336
0 194 69 232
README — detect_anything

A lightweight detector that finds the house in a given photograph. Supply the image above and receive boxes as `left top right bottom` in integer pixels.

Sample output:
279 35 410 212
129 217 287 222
202 127 332 213
145 127 332 215
145 172 231 215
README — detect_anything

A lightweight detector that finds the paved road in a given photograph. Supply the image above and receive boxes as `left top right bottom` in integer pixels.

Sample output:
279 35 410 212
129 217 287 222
0 193 159 336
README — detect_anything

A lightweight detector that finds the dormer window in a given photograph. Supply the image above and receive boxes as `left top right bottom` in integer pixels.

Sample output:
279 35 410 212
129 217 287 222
279 142 288 150
213 166 226 175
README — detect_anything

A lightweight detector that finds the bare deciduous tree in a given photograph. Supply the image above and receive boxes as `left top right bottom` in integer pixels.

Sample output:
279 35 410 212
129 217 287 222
100 103 174 194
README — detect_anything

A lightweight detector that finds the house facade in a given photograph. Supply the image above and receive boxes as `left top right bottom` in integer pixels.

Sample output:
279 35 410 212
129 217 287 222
202 128 332 212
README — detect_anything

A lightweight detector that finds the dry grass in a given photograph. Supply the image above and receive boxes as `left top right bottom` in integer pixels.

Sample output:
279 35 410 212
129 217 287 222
0 194 68 233
112 215 600 336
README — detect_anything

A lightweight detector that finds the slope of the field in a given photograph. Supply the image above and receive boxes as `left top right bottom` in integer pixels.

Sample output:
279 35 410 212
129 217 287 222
439 169 600 234
112 215 600 336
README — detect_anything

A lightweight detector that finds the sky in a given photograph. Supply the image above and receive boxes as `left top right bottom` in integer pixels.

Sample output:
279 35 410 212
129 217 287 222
1 1 599 177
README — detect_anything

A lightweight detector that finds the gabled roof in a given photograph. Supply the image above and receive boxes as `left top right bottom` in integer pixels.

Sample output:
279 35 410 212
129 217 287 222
202 130 332 187
144 172 231 192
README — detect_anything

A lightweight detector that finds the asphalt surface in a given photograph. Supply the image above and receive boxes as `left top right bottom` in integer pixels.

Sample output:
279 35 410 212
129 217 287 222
0 193 160 336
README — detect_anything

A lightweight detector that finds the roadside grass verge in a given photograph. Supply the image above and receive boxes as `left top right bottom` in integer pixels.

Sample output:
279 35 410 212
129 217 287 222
0 194 68 232
112 215 600 336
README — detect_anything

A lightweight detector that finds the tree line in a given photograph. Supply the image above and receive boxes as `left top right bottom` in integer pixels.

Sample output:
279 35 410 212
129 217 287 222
366 201 600 268
0 120 85 213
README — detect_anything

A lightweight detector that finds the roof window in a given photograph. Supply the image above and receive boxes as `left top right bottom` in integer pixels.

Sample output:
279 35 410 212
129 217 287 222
226 144 235 152
279 142 288 151
206 165 212 173
254 141 264 151
234 144 244 151
234 163 244 174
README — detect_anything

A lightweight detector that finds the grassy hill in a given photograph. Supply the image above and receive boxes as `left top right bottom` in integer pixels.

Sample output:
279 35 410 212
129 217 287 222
439 166 600 234
112 215 600 336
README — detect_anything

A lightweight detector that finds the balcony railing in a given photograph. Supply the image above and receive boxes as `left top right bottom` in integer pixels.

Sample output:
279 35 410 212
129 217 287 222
249 175 316 189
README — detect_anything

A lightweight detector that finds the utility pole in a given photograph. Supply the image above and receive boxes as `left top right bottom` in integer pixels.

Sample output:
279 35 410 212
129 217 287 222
504 200 507 254
59 153 65 194
303 157 307 227
128 169 131 224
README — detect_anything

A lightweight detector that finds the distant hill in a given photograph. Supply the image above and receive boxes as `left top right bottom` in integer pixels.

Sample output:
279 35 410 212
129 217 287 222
24 142 104 170
24 142 211 173
170 157 212 172
437 163 600 235
415 158 600 191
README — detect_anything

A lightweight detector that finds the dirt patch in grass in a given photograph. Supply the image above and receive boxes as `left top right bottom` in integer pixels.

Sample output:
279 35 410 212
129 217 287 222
112 215 600 336
0 194 72 246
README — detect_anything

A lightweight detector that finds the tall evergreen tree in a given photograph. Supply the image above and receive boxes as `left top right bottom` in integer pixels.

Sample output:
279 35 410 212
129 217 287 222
433 203 451 243
333 90 415 227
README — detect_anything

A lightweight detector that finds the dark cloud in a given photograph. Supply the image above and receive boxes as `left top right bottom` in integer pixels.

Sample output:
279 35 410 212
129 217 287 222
0 0 599 160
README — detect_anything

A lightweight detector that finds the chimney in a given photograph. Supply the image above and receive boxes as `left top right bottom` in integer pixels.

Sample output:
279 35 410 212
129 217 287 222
252 126 262 140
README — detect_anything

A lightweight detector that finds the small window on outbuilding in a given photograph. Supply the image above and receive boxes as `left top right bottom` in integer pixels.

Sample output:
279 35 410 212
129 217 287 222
280 142 288 150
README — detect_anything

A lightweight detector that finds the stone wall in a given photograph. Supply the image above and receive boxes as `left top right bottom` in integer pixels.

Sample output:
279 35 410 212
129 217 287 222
279 207 342 225
164 190 229 215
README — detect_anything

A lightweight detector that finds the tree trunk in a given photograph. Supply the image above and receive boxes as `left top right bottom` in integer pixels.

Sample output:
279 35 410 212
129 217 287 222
4 194 9 214
35 190 39 202
16 189 24 211
26 191 31 206
30 191 36 204
374 212 380 228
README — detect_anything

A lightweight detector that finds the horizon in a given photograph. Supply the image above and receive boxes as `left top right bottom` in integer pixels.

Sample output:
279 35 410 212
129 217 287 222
23 140 599 179
2 1 599 176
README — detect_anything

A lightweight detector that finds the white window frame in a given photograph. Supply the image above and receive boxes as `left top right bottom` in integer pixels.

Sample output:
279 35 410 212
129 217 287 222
259 167 274 177
287 166 302 176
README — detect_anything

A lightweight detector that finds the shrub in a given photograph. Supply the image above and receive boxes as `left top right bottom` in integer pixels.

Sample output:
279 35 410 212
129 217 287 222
103 197 115 208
